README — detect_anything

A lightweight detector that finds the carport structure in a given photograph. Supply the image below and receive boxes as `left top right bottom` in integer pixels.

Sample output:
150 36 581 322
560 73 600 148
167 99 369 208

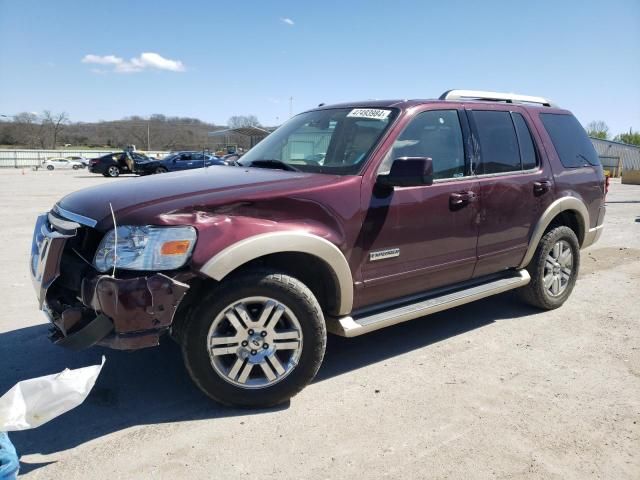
207 126 272 152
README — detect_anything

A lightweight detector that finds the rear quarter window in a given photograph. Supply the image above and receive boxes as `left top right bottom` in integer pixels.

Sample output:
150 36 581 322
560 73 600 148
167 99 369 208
540 113 600 168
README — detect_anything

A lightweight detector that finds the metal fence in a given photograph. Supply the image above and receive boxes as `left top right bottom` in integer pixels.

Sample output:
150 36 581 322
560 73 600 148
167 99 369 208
0 149 170 168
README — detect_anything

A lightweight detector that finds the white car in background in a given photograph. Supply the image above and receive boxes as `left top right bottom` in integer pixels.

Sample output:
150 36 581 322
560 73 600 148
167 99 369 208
43 157 85 170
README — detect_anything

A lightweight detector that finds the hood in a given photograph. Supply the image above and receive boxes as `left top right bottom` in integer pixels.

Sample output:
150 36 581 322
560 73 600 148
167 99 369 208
58 166 344 229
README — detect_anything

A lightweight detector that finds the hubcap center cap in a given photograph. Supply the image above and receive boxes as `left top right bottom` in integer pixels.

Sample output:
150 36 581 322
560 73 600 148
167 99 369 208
248 333 264 349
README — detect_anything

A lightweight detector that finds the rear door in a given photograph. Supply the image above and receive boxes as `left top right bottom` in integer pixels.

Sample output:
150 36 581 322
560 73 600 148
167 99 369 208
189 153 205 169
466 107 554 277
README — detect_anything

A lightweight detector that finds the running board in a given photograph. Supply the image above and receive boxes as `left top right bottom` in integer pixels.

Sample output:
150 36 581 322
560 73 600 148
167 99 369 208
327 270 530 337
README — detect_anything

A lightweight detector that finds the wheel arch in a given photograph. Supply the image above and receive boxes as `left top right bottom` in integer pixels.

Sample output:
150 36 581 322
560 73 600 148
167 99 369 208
519 196 589 269
200 232 354 315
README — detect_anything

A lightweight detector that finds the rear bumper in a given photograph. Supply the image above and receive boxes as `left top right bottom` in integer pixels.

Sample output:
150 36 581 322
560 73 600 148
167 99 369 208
31 212 190 351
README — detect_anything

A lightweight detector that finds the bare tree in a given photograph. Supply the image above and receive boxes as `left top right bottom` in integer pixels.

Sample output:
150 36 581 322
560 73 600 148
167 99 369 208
42 110 69 148
227 115 261 128
9 112 44 148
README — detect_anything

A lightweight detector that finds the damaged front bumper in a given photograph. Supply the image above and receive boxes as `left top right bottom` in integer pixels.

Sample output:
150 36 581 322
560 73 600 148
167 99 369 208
31 212 190 351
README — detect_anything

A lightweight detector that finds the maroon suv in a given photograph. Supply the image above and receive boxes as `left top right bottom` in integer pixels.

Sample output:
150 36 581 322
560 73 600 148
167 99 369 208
31 90 606 407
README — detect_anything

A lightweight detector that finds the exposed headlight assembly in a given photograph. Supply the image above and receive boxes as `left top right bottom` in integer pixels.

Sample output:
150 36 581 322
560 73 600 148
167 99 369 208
93 226 197 272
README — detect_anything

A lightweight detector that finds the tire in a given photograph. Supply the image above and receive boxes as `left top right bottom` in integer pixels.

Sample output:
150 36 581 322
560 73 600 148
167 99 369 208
72 165 79 170
106 166 120 177
518 226 580 310
154 166 168 174
46 165 54 171
181 269 326 408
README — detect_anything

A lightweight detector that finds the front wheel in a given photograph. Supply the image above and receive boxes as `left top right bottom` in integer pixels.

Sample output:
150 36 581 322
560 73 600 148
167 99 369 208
46 165 54 171
181 270 326 408
154 166 168 174
518 226 580 310
106 165 120 177
72 165 79 170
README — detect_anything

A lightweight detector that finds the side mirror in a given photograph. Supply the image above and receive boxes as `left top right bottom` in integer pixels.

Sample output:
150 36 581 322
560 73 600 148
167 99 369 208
377 157 433 188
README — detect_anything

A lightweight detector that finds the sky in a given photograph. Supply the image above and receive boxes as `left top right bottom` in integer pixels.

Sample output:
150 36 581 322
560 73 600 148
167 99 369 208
0 0 638 134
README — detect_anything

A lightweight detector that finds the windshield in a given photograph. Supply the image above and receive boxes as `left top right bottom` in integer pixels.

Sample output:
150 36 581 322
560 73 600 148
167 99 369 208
239 107 397 175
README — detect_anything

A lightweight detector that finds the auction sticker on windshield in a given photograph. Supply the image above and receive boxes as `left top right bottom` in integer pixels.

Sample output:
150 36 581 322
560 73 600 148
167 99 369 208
346 109 391 120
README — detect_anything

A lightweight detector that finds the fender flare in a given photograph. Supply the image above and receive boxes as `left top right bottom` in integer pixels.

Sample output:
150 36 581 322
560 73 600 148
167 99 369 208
518 196 590 269
200 231 354 315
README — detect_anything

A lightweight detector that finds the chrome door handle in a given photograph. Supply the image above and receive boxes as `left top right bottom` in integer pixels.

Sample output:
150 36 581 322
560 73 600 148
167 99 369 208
450 191 476 209
533 180 552 195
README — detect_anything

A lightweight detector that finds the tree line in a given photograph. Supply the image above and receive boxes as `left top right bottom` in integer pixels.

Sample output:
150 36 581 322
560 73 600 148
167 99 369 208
4 112 637 150
0 113 264 150
586 121 640 146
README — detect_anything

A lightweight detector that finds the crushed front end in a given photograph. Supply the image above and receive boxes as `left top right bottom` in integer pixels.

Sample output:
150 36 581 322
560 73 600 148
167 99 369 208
30 207 191 351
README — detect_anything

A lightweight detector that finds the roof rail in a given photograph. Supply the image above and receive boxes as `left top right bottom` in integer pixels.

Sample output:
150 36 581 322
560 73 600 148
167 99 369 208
439 89 555 107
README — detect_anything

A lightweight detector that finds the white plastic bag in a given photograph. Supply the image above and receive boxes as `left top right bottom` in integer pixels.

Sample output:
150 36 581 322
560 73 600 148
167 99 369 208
0 356 105 432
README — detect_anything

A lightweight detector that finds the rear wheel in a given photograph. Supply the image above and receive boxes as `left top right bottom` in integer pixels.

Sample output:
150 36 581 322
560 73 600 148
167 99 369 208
46 165 54 171
518 226 580 310
106 166 120 177
181 270 326 408
72 165 79 170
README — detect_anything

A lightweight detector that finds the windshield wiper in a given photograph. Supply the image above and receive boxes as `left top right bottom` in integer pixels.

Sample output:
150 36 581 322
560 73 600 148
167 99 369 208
248 159 299 172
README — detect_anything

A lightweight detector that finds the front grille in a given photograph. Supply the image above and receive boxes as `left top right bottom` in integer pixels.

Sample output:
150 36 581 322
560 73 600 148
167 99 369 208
46 210 102 311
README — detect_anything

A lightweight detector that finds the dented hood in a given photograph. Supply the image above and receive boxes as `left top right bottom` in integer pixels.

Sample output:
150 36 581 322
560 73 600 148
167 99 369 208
57 166 343 229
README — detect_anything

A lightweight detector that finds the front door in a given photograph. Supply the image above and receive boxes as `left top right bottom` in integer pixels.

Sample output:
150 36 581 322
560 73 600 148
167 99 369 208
358 108 479 308
174 153 194 171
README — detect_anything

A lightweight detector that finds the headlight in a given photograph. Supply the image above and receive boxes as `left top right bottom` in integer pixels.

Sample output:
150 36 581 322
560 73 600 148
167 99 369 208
93 225 197 272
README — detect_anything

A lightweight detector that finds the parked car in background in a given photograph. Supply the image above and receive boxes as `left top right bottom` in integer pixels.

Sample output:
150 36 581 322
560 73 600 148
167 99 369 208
88 151 154 177
43 157 85 170
142 151 227 174
66 155 90 167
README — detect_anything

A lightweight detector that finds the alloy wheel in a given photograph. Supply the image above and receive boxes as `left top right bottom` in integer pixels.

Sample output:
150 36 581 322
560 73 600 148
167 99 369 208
544 240 573 296
207 296 303 389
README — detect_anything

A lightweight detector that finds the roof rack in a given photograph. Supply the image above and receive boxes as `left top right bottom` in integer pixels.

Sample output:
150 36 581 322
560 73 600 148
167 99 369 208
439 89 555 107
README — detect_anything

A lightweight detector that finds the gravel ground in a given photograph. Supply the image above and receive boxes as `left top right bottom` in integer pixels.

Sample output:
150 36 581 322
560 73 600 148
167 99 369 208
0 169 638 479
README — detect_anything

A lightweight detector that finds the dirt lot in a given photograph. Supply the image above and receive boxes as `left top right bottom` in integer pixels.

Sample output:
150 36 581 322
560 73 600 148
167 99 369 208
0 169 638 479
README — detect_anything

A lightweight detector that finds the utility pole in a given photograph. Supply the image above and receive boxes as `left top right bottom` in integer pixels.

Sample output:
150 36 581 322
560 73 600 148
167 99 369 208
147 123 151 151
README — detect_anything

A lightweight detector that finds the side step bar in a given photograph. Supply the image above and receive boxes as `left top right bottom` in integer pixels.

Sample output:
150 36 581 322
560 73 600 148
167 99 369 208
327 270 530 337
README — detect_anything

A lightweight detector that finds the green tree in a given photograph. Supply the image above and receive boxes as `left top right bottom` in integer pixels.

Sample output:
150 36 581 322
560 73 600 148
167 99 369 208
585 120 609 139
614 129 640 146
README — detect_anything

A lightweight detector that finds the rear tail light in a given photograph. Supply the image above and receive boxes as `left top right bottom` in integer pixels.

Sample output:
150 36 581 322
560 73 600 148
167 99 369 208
90 159 98 165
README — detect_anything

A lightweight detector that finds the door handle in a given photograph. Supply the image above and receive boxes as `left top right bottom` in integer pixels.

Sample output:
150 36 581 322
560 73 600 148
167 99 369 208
533 180 552 195
450 191 476 209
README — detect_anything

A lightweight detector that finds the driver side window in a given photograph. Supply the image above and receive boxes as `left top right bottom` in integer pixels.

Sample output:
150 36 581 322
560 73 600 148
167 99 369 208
380 110 466 179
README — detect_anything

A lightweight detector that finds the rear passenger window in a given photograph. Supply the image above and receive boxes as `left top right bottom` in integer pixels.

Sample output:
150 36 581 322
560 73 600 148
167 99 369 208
540 113 600 167
472 111 521 174
512 113 537 170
